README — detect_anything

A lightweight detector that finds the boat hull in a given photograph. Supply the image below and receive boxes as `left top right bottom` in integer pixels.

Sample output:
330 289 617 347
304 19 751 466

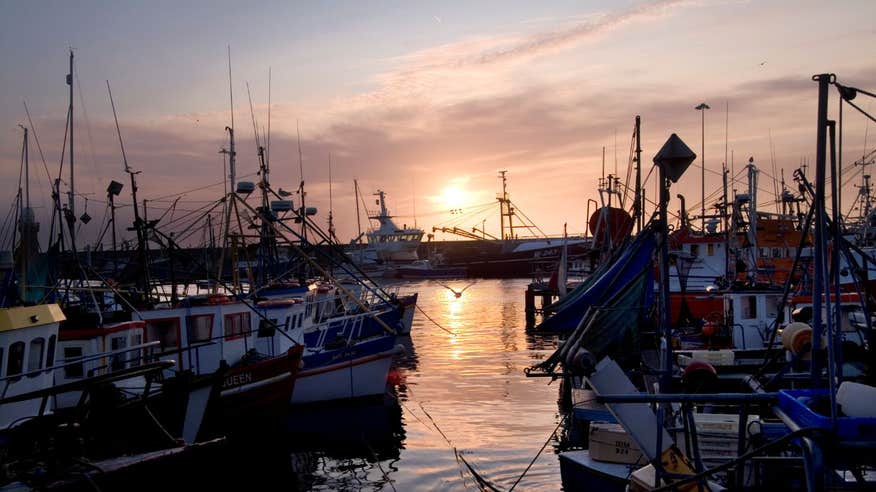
292 342 402 404
211 346 304 421
559 450 631 492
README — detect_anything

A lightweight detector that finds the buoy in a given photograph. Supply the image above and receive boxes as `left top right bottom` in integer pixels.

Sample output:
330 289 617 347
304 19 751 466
702 322 718 337
682 361 718 392
781 322 811 351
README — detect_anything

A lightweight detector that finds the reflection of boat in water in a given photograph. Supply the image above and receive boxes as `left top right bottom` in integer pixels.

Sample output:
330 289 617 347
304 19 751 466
284 396 405 461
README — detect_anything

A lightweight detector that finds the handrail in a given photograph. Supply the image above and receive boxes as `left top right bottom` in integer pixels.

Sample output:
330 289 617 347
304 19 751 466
1 341 162 383
0 360 175 405
596 393 778 404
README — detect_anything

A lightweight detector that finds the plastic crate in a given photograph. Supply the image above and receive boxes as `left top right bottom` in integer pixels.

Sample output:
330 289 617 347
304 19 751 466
778 389 876 441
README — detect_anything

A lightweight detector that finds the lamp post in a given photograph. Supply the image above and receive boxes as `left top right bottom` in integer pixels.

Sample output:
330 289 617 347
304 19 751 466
653 133 696 390
695 103 710 231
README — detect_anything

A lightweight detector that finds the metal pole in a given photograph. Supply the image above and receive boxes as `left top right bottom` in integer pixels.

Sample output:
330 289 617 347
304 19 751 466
811 74 831 381
635 115 642 232
68 51 74 218
658 165 672 390
696 103 710 231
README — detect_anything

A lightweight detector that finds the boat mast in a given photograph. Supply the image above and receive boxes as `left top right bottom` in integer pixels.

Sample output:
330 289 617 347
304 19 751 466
67 49 77 250
354 179 362 240
297 123 307 242
498 170 513 240
634 115 642 232
108 81 150 302
18 125 30 301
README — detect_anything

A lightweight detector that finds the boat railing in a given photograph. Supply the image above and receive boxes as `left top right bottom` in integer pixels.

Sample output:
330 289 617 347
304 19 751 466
0 360 176 429
1 341 164 399
596 392 785 489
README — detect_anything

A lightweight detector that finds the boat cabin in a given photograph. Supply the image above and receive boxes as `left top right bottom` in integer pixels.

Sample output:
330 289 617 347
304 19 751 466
135 296 261 377
0 304 65 429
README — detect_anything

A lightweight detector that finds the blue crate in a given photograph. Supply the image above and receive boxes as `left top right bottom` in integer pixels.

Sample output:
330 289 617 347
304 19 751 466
778 389 876 441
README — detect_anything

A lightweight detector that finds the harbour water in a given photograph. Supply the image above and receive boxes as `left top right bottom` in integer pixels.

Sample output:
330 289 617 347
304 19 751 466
234 278 566 491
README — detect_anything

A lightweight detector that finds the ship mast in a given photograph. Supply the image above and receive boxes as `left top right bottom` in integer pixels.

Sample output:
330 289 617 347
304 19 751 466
498 170 513 240
67 49 77 251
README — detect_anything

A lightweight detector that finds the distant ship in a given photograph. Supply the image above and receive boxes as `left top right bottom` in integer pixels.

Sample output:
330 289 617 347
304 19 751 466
357 190 424 263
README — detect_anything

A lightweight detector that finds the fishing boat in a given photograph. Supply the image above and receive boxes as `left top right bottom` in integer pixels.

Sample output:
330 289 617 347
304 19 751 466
360 189 424 263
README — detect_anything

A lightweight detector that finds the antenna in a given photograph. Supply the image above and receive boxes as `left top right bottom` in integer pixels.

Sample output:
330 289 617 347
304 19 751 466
227 46 234 131
328 153 336 242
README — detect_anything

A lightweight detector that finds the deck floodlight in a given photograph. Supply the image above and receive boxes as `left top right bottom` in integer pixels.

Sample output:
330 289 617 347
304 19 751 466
653 133 696 183
107 180 124 196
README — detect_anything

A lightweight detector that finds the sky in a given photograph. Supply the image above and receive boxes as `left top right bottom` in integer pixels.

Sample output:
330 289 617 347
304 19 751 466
1 0 875 249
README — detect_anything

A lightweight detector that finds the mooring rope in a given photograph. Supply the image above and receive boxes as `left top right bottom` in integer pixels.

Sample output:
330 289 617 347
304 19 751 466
415 304 457 336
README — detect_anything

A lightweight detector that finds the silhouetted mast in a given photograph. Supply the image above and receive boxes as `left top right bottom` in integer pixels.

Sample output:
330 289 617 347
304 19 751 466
67 49 76 250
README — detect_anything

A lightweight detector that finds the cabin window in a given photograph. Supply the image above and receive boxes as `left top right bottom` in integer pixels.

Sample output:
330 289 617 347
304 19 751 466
773 248 781 259
741 296 758 319
46 335 56 368
27 338 45 374
146 319 180 351
707 244 715 256
6 342 25 377
224 312 250 340
690 244 700 257
766 297 781 319
257 318 277 338
760 247 770 258
186 315 213 344
110 336 127 371
0 347 4 377
63 346 84 378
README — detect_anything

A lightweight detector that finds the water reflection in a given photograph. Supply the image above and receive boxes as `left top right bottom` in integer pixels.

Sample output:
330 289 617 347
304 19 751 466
285 396 406 491
280 279 564 491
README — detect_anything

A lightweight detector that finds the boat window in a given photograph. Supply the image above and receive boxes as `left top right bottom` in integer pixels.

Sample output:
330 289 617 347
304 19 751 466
773 248 781 259
146 319 180 351
6 341 24 377
63 346 84 378
707 244 715 256
766 297 781 319
186 315 213 344
130 333 143 367
257 318 277 338
110 336 127 371
27 338 45 374
0 347 4 377
224 312 251 340
690 244 700 257
741 296 758 319
46 335 56 368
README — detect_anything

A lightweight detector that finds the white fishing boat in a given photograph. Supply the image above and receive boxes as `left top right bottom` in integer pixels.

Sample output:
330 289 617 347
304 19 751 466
363 190 424 262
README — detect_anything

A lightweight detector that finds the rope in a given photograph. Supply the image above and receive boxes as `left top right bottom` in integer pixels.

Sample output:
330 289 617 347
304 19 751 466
415 304 457 336
507 412 566 492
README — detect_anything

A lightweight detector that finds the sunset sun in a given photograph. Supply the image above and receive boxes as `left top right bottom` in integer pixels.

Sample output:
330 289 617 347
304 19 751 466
441 185 467 210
